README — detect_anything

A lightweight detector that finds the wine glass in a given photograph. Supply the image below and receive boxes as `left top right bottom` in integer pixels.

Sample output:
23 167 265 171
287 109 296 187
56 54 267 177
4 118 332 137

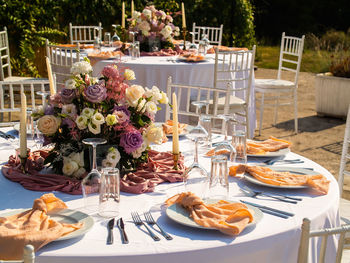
217 114 234 142
81 138 107 213
184 101 210 198
36 91 50 108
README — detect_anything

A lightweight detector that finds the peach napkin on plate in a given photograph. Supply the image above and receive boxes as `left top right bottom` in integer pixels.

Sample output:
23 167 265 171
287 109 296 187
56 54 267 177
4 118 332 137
0 193 83 260
247 136 292 155
165 192 254 236
229 165 330 195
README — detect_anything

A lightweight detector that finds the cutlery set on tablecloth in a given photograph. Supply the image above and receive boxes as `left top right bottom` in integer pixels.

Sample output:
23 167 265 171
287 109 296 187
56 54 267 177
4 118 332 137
107 218 129 245
107 211 172 244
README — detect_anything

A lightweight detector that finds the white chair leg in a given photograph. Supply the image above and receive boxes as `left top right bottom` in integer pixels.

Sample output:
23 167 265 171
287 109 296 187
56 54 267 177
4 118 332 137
258 93 264 136
294 90 298 134
274 94 280 125
246 108 250 139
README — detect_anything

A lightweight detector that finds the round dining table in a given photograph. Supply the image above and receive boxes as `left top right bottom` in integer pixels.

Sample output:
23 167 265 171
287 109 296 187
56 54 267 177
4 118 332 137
0 127 340 263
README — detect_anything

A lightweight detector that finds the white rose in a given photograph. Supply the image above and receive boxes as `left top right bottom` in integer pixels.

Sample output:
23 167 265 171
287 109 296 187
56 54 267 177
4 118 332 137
73 167 86 178
132 11 141 19
145 125 163 145
124 69 136 80
142 9 152 19
62 160 79 176
75 115 88 130
37 115 60 135
159 91 169 104
131 141 147 158
125 85 145 106
81 108 95 118
160 25 172 39
70 61 92 76
65 79 76 89
145 101 157 115
69 151 84 167
62 104 77 117
145 86 162 102
91 112 105 125
88 122 101 135
106 149 121 164
106 114 118 126
137 98 147 113
174 27 180 37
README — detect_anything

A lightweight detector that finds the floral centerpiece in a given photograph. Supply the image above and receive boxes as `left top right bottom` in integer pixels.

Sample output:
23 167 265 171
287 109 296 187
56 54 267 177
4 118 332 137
128 5 180 52
33 58 168 178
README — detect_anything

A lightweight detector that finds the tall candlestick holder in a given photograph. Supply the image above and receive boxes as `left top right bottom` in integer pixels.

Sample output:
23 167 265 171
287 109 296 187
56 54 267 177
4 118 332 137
182 27 187 51
173 152 180 170
20 155 28 173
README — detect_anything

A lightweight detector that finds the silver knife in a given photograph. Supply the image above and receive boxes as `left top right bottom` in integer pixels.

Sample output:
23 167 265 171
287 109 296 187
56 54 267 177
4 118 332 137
240 200 295 217
117 218 129 244
107 218 115 245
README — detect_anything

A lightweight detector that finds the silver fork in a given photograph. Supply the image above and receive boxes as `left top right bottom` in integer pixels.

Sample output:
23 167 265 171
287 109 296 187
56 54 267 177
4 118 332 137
131 212 160 241
144 211 173 240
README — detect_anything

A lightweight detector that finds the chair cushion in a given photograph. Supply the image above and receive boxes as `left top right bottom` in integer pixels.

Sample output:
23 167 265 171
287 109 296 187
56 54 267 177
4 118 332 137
3 76 48 82
255 78 295 90
209 95 246 112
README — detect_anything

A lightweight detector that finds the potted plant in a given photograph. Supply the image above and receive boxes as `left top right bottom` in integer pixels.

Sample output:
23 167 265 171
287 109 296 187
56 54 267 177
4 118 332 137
315 55 350 118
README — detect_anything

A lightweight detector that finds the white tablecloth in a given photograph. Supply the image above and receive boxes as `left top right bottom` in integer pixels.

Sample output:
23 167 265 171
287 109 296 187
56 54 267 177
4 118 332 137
0 127 340 263
86 50 256 136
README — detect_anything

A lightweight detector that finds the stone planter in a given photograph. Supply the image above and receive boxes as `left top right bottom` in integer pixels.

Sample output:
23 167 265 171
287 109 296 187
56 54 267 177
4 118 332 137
315 73 350 118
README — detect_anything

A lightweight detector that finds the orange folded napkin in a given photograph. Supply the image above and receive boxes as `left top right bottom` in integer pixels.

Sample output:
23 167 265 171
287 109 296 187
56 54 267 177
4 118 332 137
247 136 292 155
229 165 330 195
162 120 188 135
57 44 94 49
0 193 83 260
165 192 254 236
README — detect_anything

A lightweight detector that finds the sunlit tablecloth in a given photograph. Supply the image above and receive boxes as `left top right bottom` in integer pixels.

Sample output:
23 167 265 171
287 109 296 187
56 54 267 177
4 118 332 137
0 127 340 263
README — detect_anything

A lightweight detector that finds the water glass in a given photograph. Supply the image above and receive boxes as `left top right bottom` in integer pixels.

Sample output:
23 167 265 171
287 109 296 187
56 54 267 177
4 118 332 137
104 32 111 46
99 167 120 218
131 41 140 59
200 114 212 147
26 110 34 140
231 130 247 176
209 156 229 199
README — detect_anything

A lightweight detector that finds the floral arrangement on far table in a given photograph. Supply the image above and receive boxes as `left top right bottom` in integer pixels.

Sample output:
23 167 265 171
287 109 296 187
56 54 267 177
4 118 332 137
128 5 180 51
33 58 168 178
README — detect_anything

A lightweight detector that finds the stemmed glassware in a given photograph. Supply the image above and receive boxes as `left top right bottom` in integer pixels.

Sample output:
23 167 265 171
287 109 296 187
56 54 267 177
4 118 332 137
217 114 234 142
36 91 50 109
81 138 107 213
183 101 210 198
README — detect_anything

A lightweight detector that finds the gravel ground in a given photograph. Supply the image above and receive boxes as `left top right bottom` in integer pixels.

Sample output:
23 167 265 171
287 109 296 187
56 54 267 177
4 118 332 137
254 68 349 198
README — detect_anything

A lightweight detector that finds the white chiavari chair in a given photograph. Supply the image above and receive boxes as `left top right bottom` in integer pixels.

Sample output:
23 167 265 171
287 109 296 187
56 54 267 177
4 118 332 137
338 105 350 248
297 218 350 263
191 23 223 46
211 45 256 138
0 79 48 126
255 32 305 135
69 22 102 44
165 76 230 133
45 39 80 89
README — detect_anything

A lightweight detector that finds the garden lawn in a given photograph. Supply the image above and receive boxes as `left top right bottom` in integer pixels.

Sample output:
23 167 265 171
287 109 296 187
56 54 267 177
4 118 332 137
254 46 346 73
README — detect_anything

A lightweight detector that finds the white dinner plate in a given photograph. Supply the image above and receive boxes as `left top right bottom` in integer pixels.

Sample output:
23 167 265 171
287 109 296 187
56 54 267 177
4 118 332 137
166 199 263 231
155 122 194 138
13 123 32 135
243 166 315 189
247 147 291 157
0 208 94 241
